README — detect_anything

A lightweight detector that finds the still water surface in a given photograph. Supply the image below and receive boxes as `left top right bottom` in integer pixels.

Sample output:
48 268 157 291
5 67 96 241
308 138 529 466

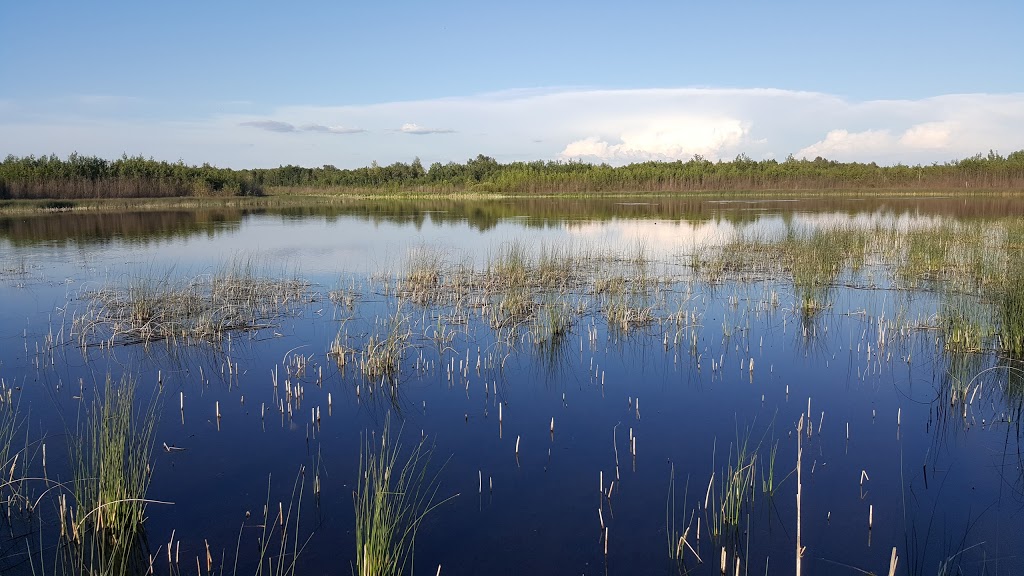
1 196 1022 575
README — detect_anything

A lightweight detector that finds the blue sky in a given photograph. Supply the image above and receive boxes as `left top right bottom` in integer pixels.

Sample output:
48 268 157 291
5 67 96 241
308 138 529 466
2 0 1023 168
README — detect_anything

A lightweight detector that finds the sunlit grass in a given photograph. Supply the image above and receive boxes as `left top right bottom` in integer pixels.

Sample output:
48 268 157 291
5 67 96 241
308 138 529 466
354 417 454 576
74 257 308 347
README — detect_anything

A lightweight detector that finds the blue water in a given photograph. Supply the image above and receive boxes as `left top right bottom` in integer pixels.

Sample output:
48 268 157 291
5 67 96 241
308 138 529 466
0 201 1021 575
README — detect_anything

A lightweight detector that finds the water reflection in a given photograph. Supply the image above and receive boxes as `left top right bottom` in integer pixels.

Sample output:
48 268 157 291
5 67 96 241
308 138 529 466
4 194 1024 248
2 196 1024 575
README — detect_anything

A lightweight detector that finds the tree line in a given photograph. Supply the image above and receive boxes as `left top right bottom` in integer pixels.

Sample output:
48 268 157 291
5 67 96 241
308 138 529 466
3 150 1024 200
0 153 263 199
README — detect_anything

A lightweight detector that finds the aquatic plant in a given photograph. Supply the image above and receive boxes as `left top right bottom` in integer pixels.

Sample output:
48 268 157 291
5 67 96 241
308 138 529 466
0 390 28 515
941 293 992 354
760 440 780 496
788 229 846 319
399 245 446 306
66 373 161 574
237 470 309 576
353 418 453 576
74 258 308 347
358 308 411 385
597 274 655 333
710 439 757 539
999 258 1024 358
531 299 571 346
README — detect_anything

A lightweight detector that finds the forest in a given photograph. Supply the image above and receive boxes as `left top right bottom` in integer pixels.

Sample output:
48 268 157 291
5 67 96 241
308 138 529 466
2 150 1024 200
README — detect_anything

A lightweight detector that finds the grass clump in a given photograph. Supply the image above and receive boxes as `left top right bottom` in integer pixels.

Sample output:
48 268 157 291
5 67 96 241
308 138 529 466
354 417 453 576
485 242 534 327
710 439 757 539
75 258 308 347
66 373 161 573
999 259 1024 358
530 300 572 347
358 308 411 385
941 293 992 354
596 274 654 333
787 229 847 319
400 246 446 306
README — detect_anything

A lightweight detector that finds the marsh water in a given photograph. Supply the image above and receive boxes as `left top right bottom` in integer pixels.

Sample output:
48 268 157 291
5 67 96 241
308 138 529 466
1 195 1023 575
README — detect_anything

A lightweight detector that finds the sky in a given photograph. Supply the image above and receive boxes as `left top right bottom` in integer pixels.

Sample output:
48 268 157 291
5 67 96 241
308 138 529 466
2 0 1023 169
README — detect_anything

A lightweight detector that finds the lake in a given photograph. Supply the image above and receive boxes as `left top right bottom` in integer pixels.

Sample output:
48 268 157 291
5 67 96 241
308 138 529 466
1 195 1022 575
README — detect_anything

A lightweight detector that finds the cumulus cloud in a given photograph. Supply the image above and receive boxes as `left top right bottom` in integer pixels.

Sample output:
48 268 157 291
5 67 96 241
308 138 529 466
899 122 953 149
797 121 962 159
560 116 748 162
796 129 894 159
399 123 455 135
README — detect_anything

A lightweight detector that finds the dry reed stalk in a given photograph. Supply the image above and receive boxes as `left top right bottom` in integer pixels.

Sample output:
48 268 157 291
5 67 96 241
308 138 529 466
796 414 804 576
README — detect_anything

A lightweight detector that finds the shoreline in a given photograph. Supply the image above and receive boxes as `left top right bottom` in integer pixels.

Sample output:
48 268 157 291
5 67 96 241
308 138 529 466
2 187 1023 215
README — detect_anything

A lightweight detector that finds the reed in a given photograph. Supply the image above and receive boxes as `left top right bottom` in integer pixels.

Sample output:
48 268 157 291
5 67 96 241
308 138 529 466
787 229 847 319
399 245 447 306
998 258 1024 358
357 308 411 384
530 299 572 346
0 394 29 516
597 274 654 333
941 293 993 354
354 417 454 576
760 440 780 496
709 435 757 539
67 373 161 573
241 470 309 576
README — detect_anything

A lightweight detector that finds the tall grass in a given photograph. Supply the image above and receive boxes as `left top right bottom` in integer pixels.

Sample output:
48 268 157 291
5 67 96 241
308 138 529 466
359 308 411 385
400 246 446 307
353 417 453 576
941 294 992 354
0 393 27 516
787 229 847 318
66 373 161 574
710 439 757 539
999 259 1024 358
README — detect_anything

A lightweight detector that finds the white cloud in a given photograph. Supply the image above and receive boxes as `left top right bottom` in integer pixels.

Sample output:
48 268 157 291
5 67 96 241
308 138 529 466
899 122 953 149
2 88 1022 168
796 129 894 159
797 121 959 159
399 123 455 135
560 116 748 162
